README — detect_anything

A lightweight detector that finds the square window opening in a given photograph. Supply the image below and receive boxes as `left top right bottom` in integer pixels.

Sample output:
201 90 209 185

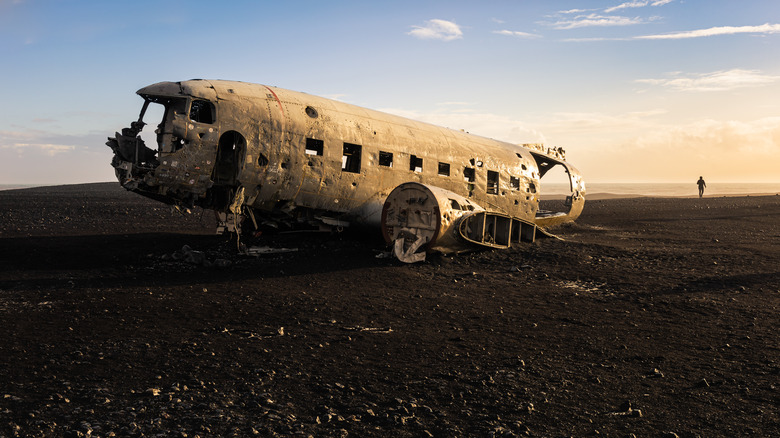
342 143 362 173
463 167 475 182
379 151 393 167
487 170 499 195
438 162 450 176
190 100 216 124
305 138 324 156
410 155 423 173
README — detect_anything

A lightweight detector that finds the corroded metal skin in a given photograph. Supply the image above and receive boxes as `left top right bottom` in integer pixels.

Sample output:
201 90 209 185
106 79 585 258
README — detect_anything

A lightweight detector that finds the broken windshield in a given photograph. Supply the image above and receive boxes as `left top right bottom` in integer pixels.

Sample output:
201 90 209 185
190 99 216 124
137 97 188 153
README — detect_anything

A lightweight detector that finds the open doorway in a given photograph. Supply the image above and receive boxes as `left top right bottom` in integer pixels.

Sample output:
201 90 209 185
213 131 246 186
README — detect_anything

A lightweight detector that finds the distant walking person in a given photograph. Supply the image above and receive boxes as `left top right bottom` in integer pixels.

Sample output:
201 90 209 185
697 176 706 198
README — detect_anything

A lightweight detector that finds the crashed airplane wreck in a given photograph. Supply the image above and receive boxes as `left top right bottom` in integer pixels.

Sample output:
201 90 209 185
107 79 585 262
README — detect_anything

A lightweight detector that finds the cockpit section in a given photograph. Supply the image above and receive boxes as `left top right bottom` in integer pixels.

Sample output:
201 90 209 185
106 85 221 208
143 95 216 154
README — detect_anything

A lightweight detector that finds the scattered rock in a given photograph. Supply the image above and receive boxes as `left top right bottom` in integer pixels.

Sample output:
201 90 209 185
2 187 779 437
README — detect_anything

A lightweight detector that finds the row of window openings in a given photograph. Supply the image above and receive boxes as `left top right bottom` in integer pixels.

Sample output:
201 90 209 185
305 138 531 194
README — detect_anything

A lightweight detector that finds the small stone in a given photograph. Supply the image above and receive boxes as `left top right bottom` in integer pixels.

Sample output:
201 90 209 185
184 250 206 265
214 259 232 268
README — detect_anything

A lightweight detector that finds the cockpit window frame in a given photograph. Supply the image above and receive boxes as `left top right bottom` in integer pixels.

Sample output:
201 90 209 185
189 99 216 124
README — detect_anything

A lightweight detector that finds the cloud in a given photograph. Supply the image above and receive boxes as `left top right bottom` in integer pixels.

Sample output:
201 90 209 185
548 13 643 30
561 37 629 42
605 0 673 13
379 107 546 144
5 143 76 156
549 113 780 182
634 117 780 155
0 129 115 184
547 0 671 36
558 9 592 15
493 30 541 38
408 19 463 41
436 101 471 106
32 118 57 124
636 23 780 39
0 130 76 156
0 129 104 155
541 110 666 134
636 69 780 92
623 117 780 181
610 0 674 12
561 22 780 43
605 1 649 13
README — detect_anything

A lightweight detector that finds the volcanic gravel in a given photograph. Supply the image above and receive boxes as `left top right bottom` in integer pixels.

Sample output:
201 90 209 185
1 183 779 437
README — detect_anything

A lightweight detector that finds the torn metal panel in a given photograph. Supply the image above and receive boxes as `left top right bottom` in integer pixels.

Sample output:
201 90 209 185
106 79 585 262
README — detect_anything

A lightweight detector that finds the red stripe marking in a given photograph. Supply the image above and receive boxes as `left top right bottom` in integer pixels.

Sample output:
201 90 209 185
263 85 285 117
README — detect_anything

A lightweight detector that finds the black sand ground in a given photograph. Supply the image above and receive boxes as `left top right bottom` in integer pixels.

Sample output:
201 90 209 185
1 183 778 437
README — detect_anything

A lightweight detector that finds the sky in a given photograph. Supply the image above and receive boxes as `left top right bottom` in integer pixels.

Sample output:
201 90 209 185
1 0 779 185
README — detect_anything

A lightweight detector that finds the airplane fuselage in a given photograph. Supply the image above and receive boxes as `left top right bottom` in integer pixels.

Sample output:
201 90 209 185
107 79 584 257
